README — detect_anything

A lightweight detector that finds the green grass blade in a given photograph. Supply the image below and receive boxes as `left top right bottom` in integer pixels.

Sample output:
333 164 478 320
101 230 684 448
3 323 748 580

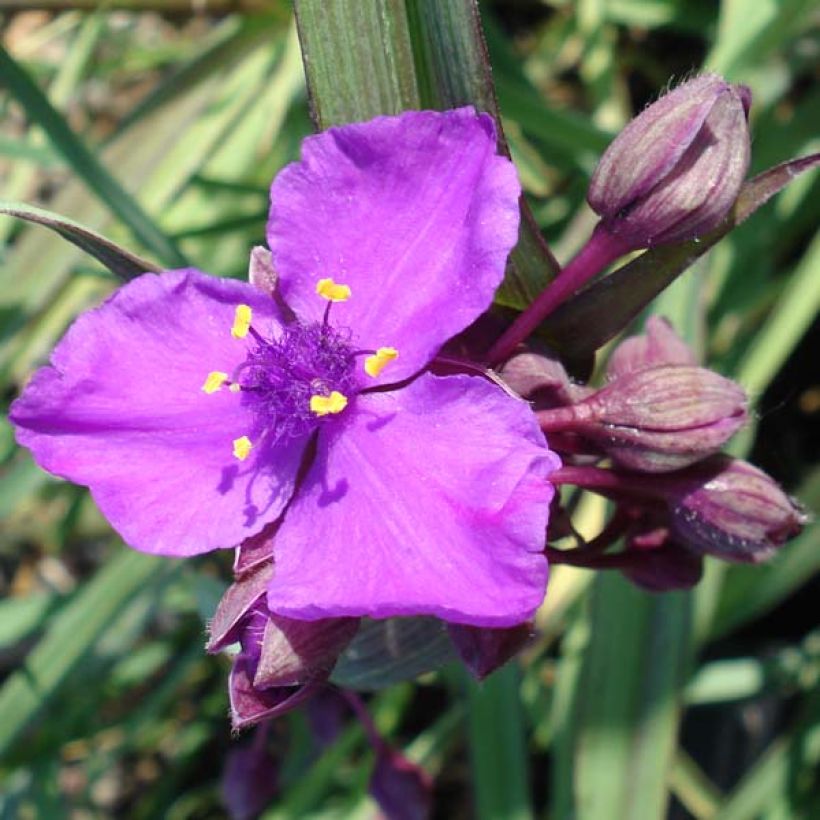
0 201 156 280
573 575 692 820
465 663 532 820
0 550 173 757
294 0 558 309
0 44 188 267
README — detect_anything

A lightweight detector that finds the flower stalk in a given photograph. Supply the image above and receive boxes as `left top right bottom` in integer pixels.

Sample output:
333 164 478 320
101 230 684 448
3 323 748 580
486 223 631 365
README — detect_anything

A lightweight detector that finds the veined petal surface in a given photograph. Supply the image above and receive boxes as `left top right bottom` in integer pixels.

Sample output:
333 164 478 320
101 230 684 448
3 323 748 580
267 108 521 384
11 269 305 555
267 372 559 627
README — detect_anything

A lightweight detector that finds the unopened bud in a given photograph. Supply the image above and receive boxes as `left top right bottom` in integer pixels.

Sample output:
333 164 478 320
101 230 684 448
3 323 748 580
620 517 704 591
607 316 696 379
207 560 358 729
669 456 807 563
253 615 359 689
500 349 590 408
588 74 751 248
447 622 534 680
622 543 704 592
553 365 747 472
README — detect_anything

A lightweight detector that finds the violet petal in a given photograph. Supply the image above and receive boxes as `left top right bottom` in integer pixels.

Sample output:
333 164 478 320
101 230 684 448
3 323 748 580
267 372 559 627
10 269 305 555
267 108 520 384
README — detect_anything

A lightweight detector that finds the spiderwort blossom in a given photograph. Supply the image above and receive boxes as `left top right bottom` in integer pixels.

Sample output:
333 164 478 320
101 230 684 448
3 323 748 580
11 108 559 628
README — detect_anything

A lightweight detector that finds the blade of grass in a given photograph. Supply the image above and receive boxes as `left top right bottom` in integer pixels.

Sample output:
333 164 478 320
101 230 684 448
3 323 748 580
0 550 174 756
0 43 188 267
295 0 559 310
465 663 532 820
0 201 156 279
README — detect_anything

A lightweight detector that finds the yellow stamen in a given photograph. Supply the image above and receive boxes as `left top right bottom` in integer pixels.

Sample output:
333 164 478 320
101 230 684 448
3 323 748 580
364 347 399 378
228 383 242 393
310 391 348 417
231 304 253 339
315 277 352 302
232 435 252 461
202 371 229 394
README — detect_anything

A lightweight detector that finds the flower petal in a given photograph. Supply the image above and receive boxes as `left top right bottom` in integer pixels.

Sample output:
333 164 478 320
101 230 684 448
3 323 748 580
267 108 521 383
267 372 559 627
10 269 306 556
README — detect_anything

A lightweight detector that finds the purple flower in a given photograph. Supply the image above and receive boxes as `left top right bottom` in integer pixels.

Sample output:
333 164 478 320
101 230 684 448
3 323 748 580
11 108 559 628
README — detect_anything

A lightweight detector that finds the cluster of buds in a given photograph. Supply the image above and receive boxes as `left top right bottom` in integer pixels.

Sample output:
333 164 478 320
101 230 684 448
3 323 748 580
503 317 806 590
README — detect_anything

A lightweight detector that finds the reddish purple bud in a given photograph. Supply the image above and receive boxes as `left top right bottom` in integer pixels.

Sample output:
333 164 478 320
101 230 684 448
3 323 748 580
500 350 590 408
545 365 747 472
447 622 534 680
229 655 321 731
253 616 359 689
207 562 272 653
208 559 357 730
668 456 807 563
620 519 704 591
607 316 696 379
221 733 278 820
370 745 433 820
588 74 751 248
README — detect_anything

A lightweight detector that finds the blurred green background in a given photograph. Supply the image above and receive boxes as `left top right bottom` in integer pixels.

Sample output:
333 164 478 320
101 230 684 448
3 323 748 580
0 1 818 817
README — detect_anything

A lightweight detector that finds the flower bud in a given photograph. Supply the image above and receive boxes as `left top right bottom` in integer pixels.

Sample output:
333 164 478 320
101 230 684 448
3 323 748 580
668 456 807 563
607 316 696 379
207 560 358 729
500 349 590 409
619 515 704 592
551 364 747 472
370 745 433 820
588 74 751 248
621 543 704 592
447 621 534 680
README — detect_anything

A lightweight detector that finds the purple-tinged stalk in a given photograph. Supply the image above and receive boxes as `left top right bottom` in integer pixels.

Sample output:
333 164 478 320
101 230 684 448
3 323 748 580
487 225 631 364
551 457 806 563
343 691 434 820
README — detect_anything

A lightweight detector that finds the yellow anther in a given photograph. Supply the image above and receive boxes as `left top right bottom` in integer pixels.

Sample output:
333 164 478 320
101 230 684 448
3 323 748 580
231 304 253 339
315 278 352 302
202 371 229 394
310 391 349 417
364 347 399 378
232 435 253 461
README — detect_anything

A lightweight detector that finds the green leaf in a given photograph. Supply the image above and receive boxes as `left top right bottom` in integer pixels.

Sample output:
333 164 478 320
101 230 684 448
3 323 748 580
0 201 156 281
331 617 454 690
465 663 533 820
573 575 692 820
542 153 820 359
0 43 188 268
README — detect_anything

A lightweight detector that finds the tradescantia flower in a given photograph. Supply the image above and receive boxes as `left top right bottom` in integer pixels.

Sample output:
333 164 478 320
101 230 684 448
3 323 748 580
11 108 560 628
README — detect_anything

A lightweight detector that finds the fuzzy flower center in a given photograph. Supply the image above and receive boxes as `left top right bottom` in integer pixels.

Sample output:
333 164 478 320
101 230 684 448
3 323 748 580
201 278 399 460
239 320 358 442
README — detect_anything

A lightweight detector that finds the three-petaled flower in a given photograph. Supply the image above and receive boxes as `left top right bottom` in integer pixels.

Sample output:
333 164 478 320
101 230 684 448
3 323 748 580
11 108 559 627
